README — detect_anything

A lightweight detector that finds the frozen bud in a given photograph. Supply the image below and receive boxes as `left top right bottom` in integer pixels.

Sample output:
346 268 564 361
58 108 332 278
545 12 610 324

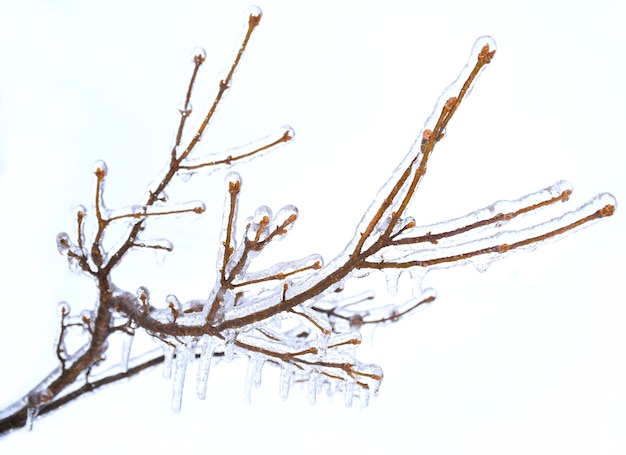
166 295 181 322
57 301 71 317
92 160 108 178
253 205 272 227
191 47 206 64
273 205 298 237
225 171 242 193
80 309 93 331
76 205 87 218
193 202 206 214
56 232 72 255
246 5 262 25
166 295 181 309
246 206 272 241
349 314 364 330
136 286 150 313
281 125 295 142
402 216 416 230
475 35 497 63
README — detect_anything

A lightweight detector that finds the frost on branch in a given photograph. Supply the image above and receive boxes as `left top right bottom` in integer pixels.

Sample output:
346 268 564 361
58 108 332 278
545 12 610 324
0 8 616 434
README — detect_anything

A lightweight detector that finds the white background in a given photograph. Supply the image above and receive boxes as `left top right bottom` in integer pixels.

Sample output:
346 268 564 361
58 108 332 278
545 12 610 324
1 1 624 453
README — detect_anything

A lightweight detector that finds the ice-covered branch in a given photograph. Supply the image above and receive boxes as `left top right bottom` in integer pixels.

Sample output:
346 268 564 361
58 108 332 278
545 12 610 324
1 7 616 436
362 188 616 270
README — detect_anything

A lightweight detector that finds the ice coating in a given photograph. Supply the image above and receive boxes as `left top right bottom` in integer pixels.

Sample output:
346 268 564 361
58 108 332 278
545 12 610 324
389 189 617 273
245 4 262 20
56 232 72 255
248 205 272 241
236 254 323 295
3 5 614 429
196 335 217 400
420 35 497 137
293 304 331 335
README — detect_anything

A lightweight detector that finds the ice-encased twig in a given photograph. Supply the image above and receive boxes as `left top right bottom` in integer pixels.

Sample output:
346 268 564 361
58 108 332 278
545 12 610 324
363 190 616 270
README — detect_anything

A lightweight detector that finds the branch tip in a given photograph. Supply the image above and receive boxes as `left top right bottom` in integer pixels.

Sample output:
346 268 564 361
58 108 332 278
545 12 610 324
250 14 261 27
229 180 241 194
479 43 496 64
600 204 615 217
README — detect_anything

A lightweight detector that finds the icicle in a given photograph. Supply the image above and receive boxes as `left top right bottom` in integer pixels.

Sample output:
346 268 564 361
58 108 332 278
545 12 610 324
343 379 355 408
162 345 174 380
120 332 133 373
243 358 255 404
307 370 319 405
25 388 52 431
472 258 491 273
224 329 236 360
408 267 426 297
243 355 265 404
171 347 189 413
316 332 330 357
383 269 401 297
252 356 265 389
278 363 296 400
25 406 38 431
360 386 371 409
196 336 217 400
